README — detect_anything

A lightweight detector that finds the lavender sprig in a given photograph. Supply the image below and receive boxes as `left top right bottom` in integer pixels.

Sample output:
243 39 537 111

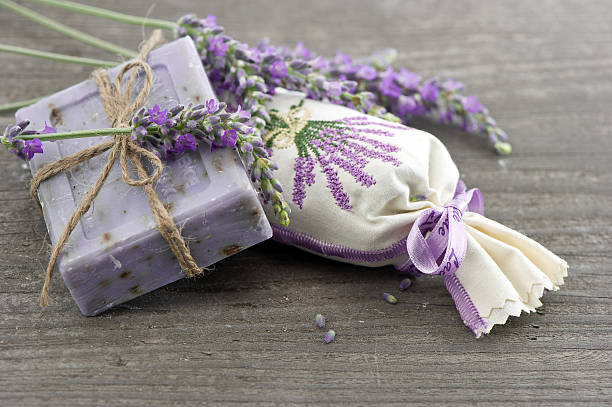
1 101 291 226
1 120 52 160
176 16 509 154
176 15 400 135
284 46 512 154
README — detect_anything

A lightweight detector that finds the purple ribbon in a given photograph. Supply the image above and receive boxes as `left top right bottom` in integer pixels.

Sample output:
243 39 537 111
406 180 484 276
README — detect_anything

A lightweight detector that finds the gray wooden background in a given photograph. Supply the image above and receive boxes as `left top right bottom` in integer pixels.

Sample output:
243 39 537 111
1 1 611 405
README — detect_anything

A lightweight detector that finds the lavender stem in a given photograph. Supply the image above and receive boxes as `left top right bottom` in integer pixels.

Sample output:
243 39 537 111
14 127 132 142
0 43 116 67
22 0 178 30
0 0 137 58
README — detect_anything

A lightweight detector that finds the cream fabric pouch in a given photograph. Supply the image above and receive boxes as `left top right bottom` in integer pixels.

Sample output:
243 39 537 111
262 90 567 337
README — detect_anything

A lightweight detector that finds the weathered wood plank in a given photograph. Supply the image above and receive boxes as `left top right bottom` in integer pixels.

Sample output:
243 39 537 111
0 0 610 405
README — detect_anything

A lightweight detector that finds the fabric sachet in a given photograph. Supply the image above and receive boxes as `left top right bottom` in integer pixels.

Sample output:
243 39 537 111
262 90 568 337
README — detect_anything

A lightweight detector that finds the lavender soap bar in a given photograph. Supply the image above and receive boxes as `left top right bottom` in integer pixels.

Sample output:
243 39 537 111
15 37 272 315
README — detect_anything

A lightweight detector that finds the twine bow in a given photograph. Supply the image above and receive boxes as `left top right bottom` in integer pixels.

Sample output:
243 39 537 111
30 30 203 307
406 180 484 276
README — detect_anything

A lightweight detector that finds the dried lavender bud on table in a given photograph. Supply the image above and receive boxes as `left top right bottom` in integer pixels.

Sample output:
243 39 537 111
15 37 272 315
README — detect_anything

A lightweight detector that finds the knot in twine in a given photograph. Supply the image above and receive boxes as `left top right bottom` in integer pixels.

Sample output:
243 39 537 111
30 30 203 307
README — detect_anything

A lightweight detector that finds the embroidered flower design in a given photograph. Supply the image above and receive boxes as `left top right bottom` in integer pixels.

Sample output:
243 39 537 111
264 101 405 210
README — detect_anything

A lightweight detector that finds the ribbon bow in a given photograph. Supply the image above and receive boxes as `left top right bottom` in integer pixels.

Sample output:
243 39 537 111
406 180 484 276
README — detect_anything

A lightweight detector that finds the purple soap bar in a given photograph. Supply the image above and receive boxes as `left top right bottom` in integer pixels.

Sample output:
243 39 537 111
15 37 272 315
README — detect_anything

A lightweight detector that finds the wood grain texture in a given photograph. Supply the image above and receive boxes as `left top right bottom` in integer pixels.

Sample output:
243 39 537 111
0 1 611 405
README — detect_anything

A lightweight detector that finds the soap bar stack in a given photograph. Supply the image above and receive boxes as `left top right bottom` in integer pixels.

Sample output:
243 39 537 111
16 37 272 315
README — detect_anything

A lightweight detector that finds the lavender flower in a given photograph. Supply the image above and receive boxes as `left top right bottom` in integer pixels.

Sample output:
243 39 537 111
22 138 43 159
324 329 335 343
419 80 439 103
208 36 228 57
147 105 168 125
463 95 483 114
1 120 49 160
173 133 197 155
269 60 288 79
40 122 56 135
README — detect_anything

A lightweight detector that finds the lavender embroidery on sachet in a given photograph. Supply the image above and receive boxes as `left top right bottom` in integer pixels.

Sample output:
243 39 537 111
264 101 405 210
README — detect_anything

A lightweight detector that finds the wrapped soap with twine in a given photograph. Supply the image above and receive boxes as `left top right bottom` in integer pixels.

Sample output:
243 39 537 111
2 34 279 315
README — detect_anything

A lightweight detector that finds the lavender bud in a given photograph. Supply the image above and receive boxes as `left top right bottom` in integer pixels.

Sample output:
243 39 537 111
235 47 251 60
270 178 283 193
190 110 205 120
261 166 273 180
9 125 23 139
273 203 281 216
289 59 306 70
250 165 262 182
253 146 268 157
314 76 327 90
169 105 184 116
16 120 30 130
494 141 512 155
399 278 412 291
190 128 206 139
261 179 274 200
383 293 397 304
179 14 195 25
315 314 325 328
343 80 358 89
262 54 276 65
135 126 147 138
324 330 335 344
234 122 250 133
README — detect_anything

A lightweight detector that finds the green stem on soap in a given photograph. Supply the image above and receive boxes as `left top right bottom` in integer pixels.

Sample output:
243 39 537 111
0 0 137 58
23 0 178 30
0 97 42 113
16 127 132 142
0 44 116 67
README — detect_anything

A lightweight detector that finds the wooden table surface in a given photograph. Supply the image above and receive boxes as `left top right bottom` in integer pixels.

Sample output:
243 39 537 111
1 1 611 405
